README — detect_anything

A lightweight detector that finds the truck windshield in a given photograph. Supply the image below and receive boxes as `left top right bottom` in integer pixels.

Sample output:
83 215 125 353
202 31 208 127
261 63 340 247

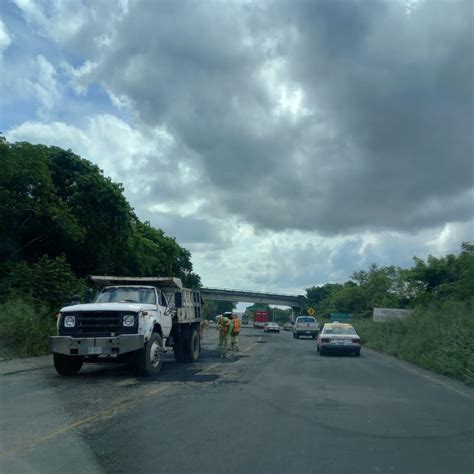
297 317 315 323
324 327 356 335
96 287 156 304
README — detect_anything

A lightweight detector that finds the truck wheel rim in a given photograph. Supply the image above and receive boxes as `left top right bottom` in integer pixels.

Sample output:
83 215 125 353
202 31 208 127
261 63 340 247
150 341 162 367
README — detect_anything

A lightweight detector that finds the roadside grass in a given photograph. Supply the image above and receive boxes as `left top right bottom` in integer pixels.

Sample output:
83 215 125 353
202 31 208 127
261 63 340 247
351 301 474 385
0 299 56 359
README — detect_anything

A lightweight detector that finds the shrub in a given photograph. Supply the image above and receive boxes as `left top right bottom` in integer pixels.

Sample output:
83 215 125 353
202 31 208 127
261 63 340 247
0 255 86 310
0 299 56 359
352 300 474 385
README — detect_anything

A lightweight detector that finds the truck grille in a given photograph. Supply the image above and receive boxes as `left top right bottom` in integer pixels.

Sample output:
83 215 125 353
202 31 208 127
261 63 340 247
59 311 138 337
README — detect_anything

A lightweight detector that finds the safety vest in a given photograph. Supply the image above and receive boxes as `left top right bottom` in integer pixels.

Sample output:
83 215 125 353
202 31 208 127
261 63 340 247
219 317 231 336
232 319 241 335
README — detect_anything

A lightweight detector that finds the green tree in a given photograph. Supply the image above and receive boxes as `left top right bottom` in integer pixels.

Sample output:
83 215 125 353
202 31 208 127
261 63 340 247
201 300 236 320
306 283 343 308
48 146 135 275
407 243 474 305
0 139 201 285
0 255 84 310
0 141 83 267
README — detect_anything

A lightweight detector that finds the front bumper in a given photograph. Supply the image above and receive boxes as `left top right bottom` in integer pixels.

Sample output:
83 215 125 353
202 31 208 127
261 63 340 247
50 335 145 356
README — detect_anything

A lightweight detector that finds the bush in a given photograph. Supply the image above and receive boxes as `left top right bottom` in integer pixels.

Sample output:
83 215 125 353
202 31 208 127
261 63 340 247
0 255 85 310
352 301 474 385
0 299 57 359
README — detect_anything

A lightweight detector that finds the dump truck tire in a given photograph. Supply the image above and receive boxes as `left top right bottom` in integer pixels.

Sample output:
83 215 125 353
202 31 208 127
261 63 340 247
137 332 163 376
183 327 200 363
53 353 83 376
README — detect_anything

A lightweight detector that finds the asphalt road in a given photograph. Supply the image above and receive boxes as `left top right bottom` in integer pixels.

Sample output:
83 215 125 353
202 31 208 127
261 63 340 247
0 327 473 474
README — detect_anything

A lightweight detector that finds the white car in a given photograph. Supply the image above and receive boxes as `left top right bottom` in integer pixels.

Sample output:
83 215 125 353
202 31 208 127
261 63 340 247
293 316 319 339
264 322 280 333
283 322 293 331
316 323 362 356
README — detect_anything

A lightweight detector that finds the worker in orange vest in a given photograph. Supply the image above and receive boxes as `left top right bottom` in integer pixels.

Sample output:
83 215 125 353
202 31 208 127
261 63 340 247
217 313 232 358
230 314 241 352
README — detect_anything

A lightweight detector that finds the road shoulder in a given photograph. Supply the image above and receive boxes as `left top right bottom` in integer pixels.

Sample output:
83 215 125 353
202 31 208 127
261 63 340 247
0 355 52 376
363 347 474 399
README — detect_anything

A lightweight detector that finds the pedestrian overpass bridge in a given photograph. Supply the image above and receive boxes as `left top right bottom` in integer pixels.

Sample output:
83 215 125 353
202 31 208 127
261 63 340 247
200 287 306 314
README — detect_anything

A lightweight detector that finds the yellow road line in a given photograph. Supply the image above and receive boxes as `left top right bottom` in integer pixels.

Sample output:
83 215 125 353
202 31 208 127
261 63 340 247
1 338 265 459
242 337 261 354
198 362 221 374
0 384 172 460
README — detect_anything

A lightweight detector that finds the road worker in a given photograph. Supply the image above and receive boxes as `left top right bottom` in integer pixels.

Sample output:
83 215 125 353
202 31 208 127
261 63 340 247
230 314 241 352
217 313 232 358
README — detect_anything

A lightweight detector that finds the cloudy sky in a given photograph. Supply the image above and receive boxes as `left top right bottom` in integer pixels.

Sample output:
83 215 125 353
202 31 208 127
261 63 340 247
1 0 473 297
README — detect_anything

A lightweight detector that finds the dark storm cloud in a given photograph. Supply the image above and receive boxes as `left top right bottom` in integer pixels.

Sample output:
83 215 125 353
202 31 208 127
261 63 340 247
275 0 474 232
72 0 474 234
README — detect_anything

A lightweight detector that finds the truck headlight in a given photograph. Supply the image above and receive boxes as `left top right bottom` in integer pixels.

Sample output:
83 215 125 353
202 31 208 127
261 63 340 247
64 315 76 328
123 314 135 327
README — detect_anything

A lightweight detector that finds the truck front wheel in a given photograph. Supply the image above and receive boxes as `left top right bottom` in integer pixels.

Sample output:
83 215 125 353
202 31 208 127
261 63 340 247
184 327 200 363
137 332 163 376
53 353 83 376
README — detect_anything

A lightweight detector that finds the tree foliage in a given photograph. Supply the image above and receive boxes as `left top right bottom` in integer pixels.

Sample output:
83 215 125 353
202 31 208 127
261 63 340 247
201 300 237 320
306 243 474 317
0 138 201 311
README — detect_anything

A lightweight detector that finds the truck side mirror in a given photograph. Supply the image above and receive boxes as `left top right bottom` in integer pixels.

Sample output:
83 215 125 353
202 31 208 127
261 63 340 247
85 288 94 303
175 292 182 308
70 295 81 305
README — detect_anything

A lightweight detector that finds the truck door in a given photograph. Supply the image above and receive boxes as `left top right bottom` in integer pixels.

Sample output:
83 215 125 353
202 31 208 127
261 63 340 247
157 290 172 335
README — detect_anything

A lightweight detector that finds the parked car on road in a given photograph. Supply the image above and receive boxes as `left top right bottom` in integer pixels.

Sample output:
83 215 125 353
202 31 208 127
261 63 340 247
316 323 362 356
283 322 293 331
264 322 280 333
293 316 319 339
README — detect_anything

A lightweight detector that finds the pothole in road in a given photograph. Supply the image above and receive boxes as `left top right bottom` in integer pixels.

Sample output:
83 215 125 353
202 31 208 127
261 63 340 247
188 374 219 383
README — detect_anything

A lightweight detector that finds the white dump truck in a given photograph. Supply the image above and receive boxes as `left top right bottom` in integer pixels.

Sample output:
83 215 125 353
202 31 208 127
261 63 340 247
50 276 203 376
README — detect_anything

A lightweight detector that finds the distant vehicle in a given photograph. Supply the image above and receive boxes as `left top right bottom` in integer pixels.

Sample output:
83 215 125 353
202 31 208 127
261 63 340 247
316 323 361 356
293 316 319 339
254 310 270 328
264 322 280 333
241 313 250 325
283 322 293 331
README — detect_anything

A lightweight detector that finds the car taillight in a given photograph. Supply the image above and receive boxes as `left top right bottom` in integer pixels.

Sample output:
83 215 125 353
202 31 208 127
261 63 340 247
321 338 331 343
352 338 360 344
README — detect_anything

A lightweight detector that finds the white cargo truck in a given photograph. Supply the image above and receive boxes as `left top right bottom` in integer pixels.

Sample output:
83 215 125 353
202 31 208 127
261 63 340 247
50 276 203 376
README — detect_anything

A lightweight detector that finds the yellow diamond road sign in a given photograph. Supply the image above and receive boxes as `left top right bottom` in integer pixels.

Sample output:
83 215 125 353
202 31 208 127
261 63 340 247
307 307 316 316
